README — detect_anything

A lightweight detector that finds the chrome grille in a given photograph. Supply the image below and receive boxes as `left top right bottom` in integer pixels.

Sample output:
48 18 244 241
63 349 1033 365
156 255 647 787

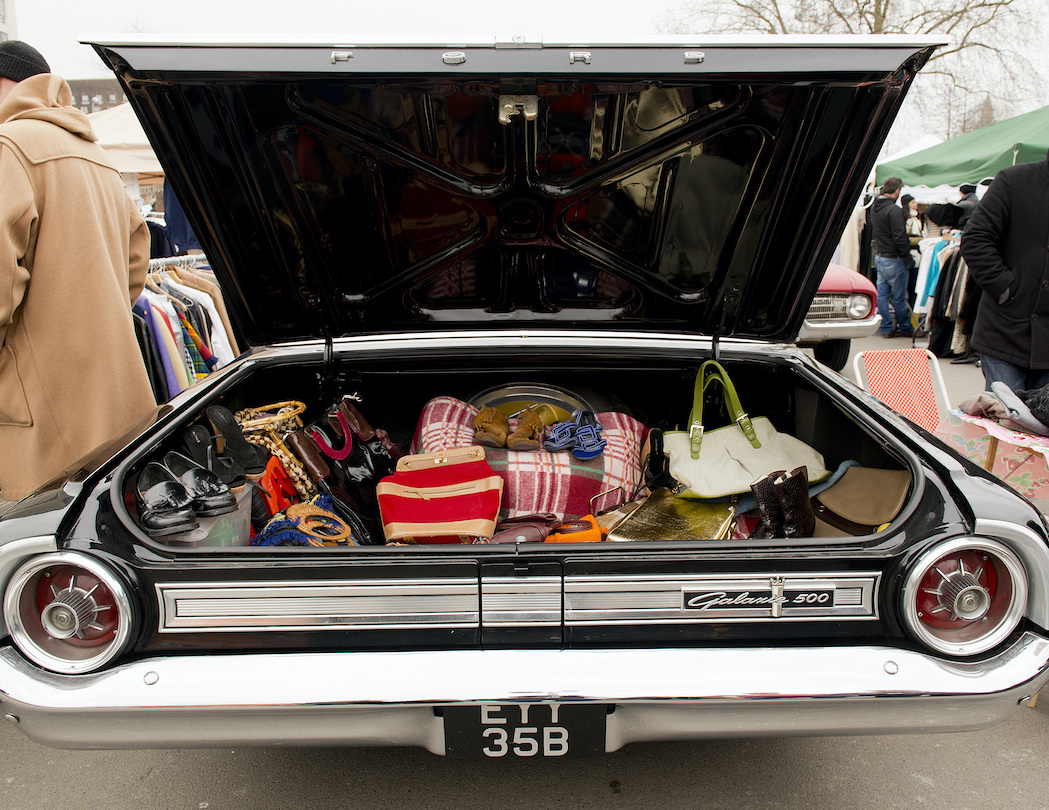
807 293 851 320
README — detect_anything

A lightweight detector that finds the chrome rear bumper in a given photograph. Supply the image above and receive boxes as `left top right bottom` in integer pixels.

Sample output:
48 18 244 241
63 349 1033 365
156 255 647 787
1 633 1047 751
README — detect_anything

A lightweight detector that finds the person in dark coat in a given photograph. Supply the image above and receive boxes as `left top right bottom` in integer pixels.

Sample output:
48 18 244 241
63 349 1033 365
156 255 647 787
870 176 919 337
955 184 981 229
960 151 1049 391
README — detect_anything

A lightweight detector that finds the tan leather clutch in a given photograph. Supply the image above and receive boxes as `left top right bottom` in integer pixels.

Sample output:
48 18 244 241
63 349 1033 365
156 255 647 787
814 467 910 534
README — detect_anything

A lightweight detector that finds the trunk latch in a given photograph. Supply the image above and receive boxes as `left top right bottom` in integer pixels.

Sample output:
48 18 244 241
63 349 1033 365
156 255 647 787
499 94 539 125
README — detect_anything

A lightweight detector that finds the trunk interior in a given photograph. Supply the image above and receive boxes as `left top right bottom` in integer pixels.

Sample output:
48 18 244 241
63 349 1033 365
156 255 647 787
121 346 913 554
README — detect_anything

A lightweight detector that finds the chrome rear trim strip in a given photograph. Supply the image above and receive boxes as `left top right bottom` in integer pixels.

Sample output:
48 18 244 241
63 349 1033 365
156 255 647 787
565 572 879 624
482 576 561 627
156 578 479 632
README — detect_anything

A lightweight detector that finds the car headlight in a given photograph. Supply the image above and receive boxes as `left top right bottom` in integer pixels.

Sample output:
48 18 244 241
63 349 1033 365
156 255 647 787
3 552 134 674
847 293 873 320
902 537 1027 657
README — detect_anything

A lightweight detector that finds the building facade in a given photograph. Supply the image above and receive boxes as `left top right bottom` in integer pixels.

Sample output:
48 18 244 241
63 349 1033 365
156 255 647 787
1 0 15 42
66 79 128 114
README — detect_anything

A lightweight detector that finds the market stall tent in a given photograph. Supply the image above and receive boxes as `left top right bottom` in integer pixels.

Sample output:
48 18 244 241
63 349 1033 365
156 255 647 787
876 104 1049 187
87 103 163 177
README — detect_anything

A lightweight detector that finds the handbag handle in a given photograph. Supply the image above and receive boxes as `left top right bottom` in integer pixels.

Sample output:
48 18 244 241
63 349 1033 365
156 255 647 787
687 360 761 458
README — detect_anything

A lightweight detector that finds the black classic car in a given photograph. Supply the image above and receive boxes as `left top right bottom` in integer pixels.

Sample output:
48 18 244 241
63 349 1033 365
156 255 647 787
1 35 1047 756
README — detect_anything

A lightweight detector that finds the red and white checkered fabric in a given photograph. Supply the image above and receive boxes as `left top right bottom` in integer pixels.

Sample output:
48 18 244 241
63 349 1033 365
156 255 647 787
860 349 941 432
412 396 646 520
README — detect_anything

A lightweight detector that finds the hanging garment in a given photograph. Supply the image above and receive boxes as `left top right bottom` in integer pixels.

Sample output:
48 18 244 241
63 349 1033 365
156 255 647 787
171 267 242 357
161 272 236 366
134 295 182 398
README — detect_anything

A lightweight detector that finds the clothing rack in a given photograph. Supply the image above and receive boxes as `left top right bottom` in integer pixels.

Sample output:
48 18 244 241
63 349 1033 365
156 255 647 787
148 254 208 272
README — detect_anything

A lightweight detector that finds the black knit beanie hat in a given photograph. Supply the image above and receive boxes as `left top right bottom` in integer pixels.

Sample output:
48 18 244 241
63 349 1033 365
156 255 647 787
0 41 51 83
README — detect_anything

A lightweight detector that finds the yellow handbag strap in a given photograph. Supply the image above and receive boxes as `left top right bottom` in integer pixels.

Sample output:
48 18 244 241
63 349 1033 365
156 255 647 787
687 360 760 458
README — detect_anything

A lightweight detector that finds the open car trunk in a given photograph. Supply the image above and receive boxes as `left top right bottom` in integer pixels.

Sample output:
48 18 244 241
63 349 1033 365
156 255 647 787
117 337 913 554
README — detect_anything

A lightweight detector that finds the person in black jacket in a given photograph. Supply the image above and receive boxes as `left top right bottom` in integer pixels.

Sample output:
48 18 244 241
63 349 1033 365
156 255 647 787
870 177 919 337
955 184 981 229
961 152 1049 391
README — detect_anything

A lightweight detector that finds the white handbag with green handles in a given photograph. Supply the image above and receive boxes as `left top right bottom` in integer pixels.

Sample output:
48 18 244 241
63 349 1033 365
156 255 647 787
664 360 829 499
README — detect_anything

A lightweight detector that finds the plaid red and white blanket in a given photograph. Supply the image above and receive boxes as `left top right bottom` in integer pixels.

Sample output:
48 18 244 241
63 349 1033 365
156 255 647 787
412 396 646 520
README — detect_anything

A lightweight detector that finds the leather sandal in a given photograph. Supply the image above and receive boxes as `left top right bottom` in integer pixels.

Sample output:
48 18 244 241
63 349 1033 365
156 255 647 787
182 424 213 468
571 424 607 459
136 462 198 536
507 406 544 451
472 406 510 448
162 452 238 517
643 429 676 491
545 410 591 451
207 445 247 492
206 405 269 477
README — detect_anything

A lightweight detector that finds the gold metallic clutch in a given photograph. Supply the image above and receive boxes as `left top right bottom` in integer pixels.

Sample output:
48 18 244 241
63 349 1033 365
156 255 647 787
606 488 735 542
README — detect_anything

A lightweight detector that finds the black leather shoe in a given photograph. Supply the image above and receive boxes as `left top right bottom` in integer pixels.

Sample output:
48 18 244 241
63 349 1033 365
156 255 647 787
136 462 198 536
163 452 238 516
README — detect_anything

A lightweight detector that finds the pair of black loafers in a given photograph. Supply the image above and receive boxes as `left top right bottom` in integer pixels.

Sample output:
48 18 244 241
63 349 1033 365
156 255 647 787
136 451 239 537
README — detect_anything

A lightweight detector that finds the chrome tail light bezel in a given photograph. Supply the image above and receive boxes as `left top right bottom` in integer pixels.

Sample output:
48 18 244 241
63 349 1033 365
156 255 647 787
3 552 134 674
902 537 1028 657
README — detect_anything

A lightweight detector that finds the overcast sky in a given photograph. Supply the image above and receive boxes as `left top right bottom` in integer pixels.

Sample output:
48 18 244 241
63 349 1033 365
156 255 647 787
15 0 673 79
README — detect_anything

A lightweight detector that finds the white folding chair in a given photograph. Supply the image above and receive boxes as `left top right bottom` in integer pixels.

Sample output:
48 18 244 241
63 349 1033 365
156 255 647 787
852 348 950 432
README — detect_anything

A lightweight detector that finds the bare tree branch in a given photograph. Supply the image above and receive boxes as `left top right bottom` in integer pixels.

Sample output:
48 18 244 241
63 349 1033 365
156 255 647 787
657 0 1043 140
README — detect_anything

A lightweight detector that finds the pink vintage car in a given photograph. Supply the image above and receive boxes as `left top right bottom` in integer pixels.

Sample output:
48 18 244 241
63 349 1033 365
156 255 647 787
798 263 881 370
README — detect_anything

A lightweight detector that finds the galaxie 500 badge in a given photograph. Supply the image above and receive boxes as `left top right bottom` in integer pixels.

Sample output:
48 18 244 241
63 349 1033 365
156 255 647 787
683 577 855 619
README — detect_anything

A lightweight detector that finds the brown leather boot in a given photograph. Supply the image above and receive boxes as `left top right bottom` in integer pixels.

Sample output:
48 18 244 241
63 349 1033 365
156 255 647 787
507 406 544 451
773 466 815 539
748 470 785 539
472 406 510 448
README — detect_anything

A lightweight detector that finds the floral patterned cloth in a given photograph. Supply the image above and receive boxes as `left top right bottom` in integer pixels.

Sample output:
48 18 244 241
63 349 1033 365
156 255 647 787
939 411 1049 500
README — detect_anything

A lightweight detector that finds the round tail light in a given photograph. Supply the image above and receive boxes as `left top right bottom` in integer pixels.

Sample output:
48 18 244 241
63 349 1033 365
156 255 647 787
3 553 133 674
902 538 1027 656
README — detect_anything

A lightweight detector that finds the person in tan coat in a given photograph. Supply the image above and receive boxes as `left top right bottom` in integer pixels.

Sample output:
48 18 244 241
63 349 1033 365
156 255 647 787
0 41 157 504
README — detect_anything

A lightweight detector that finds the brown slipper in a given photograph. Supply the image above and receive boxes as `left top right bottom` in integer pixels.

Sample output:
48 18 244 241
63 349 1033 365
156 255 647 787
473 406 509 448
507 406 544 451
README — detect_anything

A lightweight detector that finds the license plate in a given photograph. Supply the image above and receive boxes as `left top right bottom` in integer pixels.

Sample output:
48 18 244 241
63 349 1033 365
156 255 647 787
444 703 607 758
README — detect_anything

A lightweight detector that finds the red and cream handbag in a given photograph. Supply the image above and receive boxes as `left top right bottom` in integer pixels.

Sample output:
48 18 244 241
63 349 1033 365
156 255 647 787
375 446 503 544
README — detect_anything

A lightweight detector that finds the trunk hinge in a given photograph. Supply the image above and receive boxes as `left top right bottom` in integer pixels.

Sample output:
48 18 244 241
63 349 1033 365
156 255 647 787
712 291 738 362
712 313 724 362
318 331 338 402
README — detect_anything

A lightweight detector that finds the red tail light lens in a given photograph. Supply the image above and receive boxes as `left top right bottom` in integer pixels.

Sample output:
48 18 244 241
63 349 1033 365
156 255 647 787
903 538 1027 656
3 553 133 674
